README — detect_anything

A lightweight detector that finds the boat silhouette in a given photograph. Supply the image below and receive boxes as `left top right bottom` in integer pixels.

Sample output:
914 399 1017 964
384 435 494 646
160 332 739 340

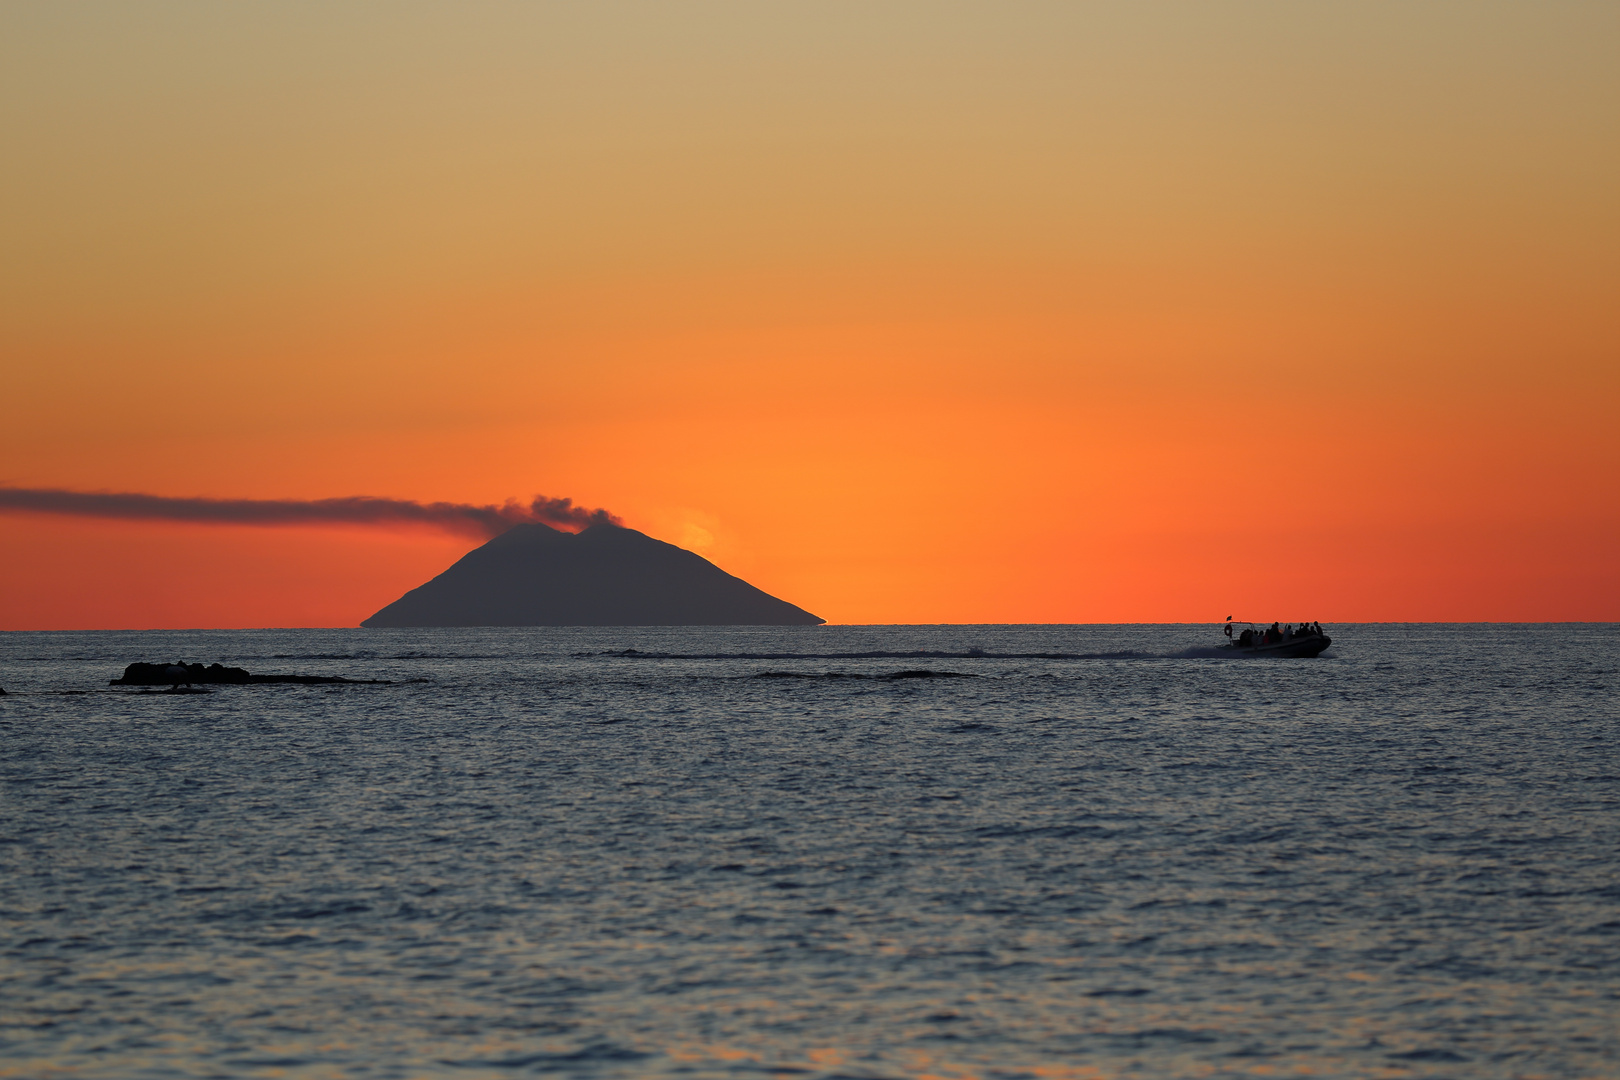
1218 618 1332 658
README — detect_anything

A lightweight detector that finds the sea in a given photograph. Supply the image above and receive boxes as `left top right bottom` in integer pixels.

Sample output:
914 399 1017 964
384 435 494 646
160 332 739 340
0 624 1615 1080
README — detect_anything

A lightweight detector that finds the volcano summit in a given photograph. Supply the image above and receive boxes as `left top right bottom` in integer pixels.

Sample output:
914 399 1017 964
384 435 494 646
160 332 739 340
361 523 823 627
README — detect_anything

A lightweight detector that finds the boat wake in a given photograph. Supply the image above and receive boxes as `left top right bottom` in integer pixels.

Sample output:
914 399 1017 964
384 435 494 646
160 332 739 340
1172 646 1240 659
754 669 978 680
586 647 1233 662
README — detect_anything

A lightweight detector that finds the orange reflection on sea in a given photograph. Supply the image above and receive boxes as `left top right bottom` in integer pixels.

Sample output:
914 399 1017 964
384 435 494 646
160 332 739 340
666 1042 762 1064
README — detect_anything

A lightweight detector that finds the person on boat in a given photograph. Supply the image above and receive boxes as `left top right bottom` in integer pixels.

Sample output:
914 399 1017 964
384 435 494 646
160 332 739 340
1238 628 1254 646
1269 622 1281 644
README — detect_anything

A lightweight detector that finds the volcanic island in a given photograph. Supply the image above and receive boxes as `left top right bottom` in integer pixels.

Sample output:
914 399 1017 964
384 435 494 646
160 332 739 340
361 522 824 627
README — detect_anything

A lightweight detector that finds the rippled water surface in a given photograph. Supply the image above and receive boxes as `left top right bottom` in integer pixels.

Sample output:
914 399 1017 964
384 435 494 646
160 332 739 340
1 624 1616 1079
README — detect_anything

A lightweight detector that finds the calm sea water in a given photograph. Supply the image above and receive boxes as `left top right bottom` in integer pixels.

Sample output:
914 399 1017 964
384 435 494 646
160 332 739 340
1 624 1615 1080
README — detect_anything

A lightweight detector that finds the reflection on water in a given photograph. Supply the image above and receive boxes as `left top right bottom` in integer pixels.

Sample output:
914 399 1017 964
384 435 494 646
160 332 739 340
1 624 1616 1078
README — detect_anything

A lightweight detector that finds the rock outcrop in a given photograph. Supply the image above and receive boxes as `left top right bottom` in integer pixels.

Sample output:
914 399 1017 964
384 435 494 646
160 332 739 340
361 522 823 627
110 662 388 686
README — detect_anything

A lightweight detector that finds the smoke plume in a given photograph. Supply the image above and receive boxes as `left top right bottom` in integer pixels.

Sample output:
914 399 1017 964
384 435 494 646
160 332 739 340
0 487 620 539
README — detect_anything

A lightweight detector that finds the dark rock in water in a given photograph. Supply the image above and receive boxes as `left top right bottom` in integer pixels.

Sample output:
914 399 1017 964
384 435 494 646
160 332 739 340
113 662 250 686
110 662 388 686
361 522 824 627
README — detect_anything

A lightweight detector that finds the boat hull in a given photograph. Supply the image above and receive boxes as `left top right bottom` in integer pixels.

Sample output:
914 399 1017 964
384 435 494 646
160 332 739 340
1221 634 1331 658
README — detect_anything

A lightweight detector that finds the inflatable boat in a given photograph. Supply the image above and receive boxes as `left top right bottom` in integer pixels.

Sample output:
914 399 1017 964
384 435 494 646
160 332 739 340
1219 619 1332 658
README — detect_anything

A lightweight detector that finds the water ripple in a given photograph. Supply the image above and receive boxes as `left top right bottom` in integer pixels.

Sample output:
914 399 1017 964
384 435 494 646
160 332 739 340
0 623 1615 1078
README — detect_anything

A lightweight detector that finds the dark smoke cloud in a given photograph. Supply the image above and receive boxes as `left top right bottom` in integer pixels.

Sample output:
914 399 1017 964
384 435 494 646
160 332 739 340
0 487 620 539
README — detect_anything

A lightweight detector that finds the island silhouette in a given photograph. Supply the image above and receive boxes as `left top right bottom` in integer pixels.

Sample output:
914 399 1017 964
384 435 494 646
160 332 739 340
362 522 824 626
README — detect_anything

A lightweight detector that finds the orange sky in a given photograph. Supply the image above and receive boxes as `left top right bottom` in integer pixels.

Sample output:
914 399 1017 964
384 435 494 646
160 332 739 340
2 2 1616 628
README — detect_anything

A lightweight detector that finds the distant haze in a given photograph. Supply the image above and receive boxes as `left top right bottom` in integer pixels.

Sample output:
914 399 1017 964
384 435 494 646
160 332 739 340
2 3 1615 627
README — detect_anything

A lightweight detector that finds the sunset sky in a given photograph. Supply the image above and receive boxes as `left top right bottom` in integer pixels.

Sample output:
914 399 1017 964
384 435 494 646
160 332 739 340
2 2 1615 628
